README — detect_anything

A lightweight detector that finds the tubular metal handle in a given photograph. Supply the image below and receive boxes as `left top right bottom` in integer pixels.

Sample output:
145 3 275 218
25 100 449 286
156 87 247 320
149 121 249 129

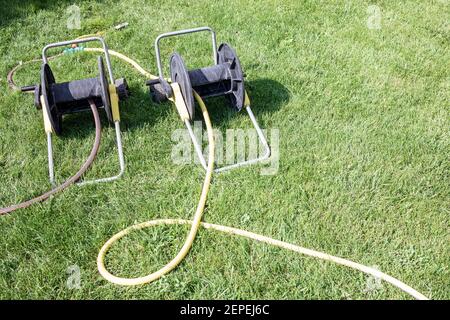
154 26 218 81
42 37 115 84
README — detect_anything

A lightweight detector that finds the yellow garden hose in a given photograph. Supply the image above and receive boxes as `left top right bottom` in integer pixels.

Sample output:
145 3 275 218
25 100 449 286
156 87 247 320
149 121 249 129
96 88 428 300
7 40 429 300
97 91 214 286
84 47 157 80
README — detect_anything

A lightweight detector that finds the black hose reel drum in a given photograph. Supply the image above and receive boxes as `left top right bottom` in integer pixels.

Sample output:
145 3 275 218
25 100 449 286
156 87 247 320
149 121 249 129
38 56 128 135
37 37 129 185
147 28 244 121
146 27 271 173
37 41 129 135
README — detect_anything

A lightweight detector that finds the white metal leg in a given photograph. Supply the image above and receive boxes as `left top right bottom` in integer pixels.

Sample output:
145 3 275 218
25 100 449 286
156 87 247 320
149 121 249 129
186 106 271 173
77 121 125 186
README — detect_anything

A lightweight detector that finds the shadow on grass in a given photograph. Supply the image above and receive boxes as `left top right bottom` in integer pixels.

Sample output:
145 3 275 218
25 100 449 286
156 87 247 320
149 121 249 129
0 0 73 28
203 78 291 128
120 78 291 132
58 82 171 140
120 79 290 141
51 77 290 140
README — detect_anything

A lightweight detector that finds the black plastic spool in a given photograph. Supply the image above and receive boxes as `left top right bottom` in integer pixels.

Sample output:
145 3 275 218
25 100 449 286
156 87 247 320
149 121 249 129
38 56 129 135
149 43 245 120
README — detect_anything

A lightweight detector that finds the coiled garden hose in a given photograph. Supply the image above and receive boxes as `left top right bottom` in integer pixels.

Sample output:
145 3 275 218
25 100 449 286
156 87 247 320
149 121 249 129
5 42 429 300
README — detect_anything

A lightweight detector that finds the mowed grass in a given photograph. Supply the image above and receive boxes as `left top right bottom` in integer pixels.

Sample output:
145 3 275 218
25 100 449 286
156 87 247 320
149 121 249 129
0 0 448 299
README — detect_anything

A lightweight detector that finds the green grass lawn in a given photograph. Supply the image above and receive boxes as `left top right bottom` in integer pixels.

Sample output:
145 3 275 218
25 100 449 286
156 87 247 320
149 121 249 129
0 0 448 299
